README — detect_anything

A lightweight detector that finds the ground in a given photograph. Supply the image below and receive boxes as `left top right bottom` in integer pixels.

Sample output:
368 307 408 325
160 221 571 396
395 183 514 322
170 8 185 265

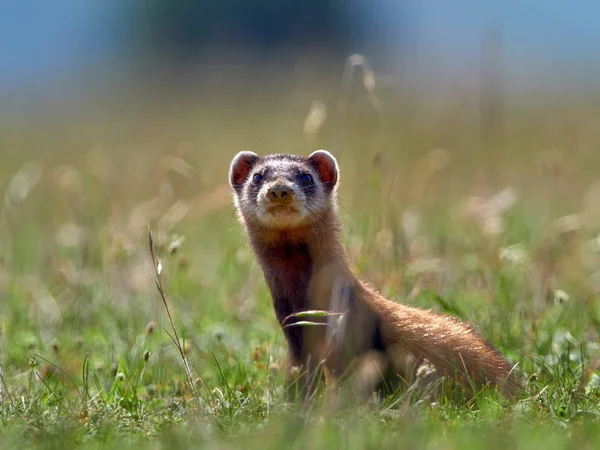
1 66 600 448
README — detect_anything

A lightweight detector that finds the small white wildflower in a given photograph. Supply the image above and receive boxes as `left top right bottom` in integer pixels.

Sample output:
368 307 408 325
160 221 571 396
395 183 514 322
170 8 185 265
553 289 570 305
416 361 437 379
168 235 185 254
585 373 600 394
499 244 529 267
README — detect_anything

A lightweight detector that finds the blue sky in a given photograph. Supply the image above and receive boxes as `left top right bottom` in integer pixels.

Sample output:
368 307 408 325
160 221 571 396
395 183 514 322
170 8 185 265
404 1 600 60
2 1 600 88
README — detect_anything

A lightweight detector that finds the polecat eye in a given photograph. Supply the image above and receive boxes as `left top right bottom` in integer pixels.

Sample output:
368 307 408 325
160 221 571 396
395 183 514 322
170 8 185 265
252 173 263 184
300 173 314 186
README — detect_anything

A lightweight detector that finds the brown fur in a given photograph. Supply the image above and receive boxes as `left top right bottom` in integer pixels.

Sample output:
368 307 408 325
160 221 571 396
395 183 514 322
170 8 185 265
229 150 519 398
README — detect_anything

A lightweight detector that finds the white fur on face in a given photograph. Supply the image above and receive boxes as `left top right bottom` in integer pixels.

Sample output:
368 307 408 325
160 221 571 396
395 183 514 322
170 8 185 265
235 158 332 230
254 180 309 228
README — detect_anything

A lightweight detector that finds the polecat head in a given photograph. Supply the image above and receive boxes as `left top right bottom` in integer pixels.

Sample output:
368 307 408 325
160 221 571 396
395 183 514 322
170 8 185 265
229 150 339 229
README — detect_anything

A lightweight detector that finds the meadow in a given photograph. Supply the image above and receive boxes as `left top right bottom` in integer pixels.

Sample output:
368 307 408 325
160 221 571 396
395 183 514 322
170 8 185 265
2 61 600 448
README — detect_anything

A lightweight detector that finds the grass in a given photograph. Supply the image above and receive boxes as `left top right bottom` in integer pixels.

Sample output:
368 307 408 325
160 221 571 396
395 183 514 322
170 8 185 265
2 61 600 448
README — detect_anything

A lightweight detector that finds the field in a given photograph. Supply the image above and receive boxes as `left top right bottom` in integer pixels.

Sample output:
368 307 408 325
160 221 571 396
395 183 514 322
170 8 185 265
2 62 600 448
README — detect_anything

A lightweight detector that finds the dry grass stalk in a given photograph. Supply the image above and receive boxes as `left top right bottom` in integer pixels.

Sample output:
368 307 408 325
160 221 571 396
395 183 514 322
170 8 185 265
148 227 201 409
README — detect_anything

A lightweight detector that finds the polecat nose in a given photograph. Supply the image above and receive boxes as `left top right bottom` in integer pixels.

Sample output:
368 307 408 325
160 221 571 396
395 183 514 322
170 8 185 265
266 185 294 201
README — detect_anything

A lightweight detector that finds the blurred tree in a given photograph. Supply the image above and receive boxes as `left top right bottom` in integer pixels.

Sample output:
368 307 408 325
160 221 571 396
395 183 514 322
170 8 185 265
128 0 361 62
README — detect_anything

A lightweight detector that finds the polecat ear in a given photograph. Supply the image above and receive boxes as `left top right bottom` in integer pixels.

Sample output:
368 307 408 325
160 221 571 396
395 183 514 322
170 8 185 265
308 150 338 191
229 151 259 192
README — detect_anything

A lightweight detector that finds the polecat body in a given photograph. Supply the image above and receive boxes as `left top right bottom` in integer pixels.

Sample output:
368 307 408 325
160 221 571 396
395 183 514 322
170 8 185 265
229 150 518 397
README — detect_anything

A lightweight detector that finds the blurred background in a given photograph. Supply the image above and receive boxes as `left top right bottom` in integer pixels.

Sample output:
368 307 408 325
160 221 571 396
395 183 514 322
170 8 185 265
3 1 600 209
3 1 600 93
2 1 600 383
